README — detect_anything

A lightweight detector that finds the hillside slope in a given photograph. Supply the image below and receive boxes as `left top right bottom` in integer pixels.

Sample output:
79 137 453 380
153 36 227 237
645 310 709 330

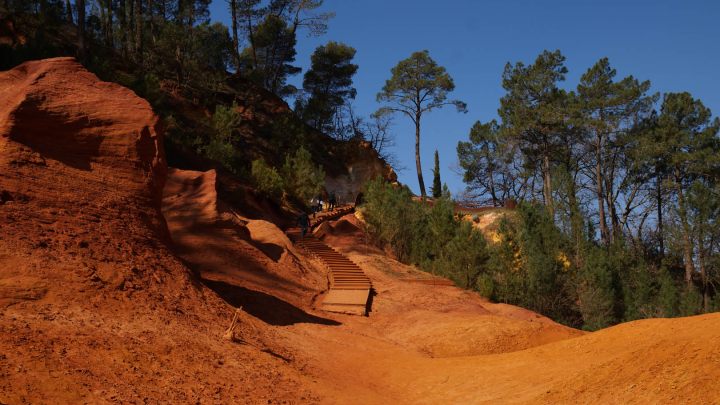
0 57 315 404
288 216 720 404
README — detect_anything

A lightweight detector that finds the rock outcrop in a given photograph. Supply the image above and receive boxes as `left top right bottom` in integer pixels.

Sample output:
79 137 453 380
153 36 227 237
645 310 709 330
0 56 176 305
0 58 310 404
324 140 397 204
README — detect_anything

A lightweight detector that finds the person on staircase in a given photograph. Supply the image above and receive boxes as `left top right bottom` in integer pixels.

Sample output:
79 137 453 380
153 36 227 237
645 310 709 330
329 191 337 211
310 196 319 218
297 212 310 238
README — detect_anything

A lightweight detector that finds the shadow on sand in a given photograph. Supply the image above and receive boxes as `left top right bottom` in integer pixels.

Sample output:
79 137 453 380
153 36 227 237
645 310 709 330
202 278 340 326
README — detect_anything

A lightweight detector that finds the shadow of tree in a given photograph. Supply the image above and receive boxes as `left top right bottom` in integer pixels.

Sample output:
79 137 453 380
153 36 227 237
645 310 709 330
202 278 340 326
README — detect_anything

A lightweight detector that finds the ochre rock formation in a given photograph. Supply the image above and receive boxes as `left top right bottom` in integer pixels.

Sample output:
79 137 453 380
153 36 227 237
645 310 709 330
0 58 311 403
0 56 175 303
325 140 397 204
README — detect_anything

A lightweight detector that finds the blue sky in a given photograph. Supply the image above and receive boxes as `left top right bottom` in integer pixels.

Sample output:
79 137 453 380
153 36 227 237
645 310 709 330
209 0 720 196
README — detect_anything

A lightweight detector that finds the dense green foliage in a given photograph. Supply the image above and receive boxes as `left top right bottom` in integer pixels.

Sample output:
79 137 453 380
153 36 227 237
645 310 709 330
297 41 358 136
250 147 324 206
204 102 243 170
281 146 325 204
456 51 720 328
361 178 490 289
251 158 284 198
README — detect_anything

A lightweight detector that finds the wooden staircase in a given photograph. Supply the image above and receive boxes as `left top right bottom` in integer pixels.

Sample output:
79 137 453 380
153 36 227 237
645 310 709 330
288 206 372 315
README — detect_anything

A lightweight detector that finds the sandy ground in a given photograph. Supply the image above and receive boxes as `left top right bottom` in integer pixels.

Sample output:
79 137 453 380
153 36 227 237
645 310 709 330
161 168 720 404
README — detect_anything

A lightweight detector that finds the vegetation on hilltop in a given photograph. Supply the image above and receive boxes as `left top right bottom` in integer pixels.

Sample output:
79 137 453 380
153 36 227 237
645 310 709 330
0 0 389 211
355 52 720 331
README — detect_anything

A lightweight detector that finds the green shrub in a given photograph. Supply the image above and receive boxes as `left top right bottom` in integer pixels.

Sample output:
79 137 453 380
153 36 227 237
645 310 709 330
282 147 325 203
212 102 243 139
251 159 284 198
679 285 703 316
202 103 242 171
433 221 490 289
577 246 618 330
621 261 656 321
362 178 424 262
657 267 679 317
361 178 490 289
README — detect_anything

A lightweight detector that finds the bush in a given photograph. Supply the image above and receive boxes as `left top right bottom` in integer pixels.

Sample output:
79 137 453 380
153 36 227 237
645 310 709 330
577 246 618 330
657 267 679 317
679 285 703 316
203 103 242 171
251 159 284 198
484 203 578 326
212 102 243 139
361 178 490 290
362 178 424 262
621 261 656 321
433 221 490 289
282 147 325 203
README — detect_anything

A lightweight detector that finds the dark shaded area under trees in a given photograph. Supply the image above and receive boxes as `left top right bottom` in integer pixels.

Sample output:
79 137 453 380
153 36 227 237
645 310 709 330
0 0 382 212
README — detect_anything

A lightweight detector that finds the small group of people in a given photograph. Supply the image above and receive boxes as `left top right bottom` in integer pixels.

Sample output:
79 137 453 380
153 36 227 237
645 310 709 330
299 191 339 238
309 191 338 218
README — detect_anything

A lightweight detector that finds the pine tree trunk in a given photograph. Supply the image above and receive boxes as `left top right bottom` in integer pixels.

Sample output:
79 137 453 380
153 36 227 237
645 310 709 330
106 0 113 48
77 0 85 59
230 0 240 71
596 136 609 244
604 170 620 243
488 170 498 206
118 0 127 57
675 171 695 287
187 0 194 27
656 171 664 257
247 13 257 70
415 114 426 198
99 2 106 42
65 0 73 23
567 168 582 265
699 235 709 312
134 0 142 64
542 153 553 217
147 0 155 44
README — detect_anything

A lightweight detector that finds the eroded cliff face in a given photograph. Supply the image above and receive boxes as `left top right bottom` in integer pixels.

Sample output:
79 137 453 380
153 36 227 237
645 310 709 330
0 56 176 301
324 140 397 203
0 58 311 403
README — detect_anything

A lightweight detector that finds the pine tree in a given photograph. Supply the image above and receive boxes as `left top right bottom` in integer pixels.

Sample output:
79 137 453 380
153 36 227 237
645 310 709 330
376 50 466 197
656 92 719 287
300 41 358 134
499 50 568 215
457 119 506 206
576 57 655 245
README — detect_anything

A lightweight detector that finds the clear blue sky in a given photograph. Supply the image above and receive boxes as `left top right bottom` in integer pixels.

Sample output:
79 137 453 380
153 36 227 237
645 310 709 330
209 0 720 196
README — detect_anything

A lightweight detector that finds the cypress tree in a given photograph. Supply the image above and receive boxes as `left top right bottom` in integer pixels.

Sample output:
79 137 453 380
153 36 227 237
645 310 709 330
431 149 442 198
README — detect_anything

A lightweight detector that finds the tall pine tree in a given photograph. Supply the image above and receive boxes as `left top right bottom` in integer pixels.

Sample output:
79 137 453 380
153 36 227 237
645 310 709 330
376 50 466 197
